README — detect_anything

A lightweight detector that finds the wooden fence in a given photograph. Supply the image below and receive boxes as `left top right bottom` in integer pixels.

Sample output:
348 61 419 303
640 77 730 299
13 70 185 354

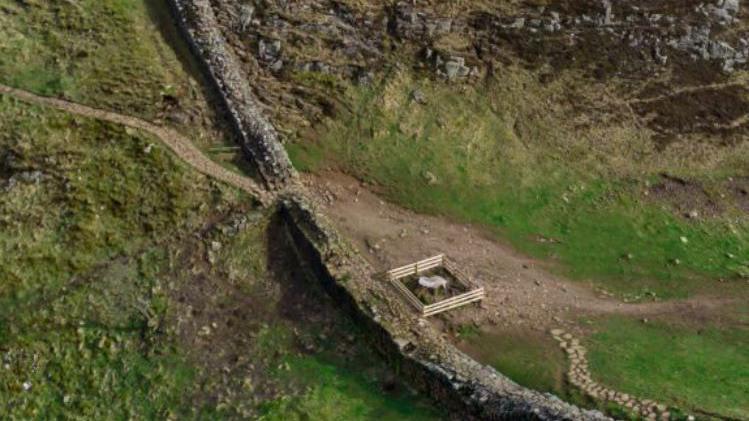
387 254 484 317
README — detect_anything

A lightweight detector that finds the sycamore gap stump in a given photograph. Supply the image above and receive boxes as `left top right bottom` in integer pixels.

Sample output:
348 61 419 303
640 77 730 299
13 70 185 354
387 254 484 317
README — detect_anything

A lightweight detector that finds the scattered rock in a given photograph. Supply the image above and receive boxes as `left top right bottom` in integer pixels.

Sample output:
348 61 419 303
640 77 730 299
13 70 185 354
258 39 282 62
423 170 438 185
410 89 428 105
443 57 471 80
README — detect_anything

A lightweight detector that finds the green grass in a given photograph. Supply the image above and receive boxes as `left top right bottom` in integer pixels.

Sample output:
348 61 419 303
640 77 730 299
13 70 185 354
587 317 749 419
260 355 441 421
457 329 567 396
0 97 440 419
0 1 442 417
288 70 749 298
0 98 242 418
0 97 236 309
253 320 440 420
0 0 199 120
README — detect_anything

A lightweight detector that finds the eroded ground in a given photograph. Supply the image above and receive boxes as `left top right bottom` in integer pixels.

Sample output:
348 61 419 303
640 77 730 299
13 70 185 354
305 171 749 418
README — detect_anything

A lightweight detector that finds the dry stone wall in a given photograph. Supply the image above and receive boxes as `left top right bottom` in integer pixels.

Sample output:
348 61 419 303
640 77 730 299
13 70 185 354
166 0 295 188
280 195 611 421
168 0 612 418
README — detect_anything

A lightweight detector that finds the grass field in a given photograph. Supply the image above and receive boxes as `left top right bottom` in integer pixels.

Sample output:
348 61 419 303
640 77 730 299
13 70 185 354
289 68 749 417
456 328 568 397
0 0 233 152
289 69 749 299
587 316 749 419
0 0 442 418
257 329 440 421
0 98 244 418
0 95 441 419
0 0 188 117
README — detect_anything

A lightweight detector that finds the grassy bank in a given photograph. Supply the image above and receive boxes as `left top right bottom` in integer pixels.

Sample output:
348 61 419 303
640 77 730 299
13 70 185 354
0 98 244 418
0 97 441 419
587 316 749 419
1 0 186 116
257 329 440 420
0 0 234 153
289 69 749 298
0 0 442 417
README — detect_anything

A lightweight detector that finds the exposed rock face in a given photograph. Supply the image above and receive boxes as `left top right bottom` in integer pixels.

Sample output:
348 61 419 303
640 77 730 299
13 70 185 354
164 1 748 415
173 0 749 149
473 0 748 74
167 0 295 188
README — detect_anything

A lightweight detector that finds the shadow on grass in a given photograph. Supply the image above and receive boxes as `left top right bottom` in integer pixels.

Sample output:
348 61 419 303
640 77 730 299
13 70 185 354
143 0 262 183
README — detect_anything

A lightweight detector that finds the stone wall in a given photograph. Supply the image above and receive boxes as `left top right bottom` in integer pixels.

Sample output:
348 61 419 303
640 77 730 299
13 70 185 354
166 0 295 188
279 195 610 421
167 1 611 417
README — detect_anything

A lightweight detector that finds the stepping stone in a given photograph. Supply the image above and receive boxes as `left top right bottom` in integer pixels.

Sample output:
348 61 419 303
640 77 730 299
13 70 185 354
551 329 564 336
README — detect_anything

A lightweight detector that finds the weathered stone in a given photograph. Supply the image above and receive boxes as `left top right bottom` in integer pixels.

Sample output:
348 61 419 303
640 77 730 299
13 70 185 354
167 0 295 188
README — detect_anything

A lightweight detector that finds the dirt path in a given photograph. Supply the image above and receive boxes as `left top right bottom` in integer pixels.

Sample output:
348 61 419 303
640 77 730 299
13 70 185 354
303 171 736 334
0 84 733 331
0 84 272 206
304 171 743 418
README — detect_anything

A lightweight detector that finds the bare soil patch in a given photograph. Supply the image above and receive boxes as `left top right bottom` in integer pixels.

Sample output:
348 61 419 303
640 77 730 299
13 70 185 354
648 173 722 218
303 171 740 338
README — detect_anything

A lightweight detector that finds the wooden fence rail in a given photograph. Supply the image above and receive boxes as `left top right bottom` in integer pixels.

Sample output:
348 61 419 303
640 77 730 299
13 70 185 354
387 254 484 317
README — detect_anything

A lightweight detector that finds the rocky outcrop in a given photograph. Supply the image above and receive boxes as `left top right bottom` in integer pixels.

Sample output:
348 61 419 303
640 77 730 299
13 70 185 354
279 194 610 421
167 0 295 188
